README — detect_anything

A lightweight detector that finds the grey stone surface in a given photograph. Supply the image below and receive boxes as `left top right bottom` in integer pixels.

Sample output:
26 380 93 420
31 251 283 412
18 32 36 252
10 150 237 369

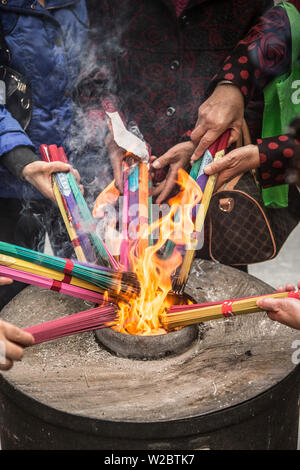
0 261 298 423
249 223 300 449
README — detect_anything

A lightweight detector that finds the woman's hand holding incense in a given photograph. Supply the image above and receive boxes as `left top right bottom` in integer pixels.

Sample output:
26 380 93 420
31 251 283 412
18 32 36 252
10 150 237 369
0 277 13 286
204 144 260 190
151 141 195 204
22 161 83 203
190 84 244 164
0 320 34 371
257 282 300 330
0 262 33 371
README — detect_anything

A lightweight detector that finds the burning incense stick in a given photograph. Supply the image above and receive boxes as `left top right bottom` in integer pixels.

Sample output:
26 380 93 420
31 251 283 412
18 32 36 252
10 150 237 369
161 290 300 330
0 265 111 304
0 242 140 299
0 253 107 294
24 304 118 345
172 131 230 294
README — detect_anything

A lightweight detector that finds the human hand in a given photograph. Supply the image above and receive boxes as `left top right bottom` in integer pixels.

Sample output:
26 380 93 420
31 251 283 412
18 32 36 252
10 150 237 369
151 141 195 204
22 161 83 203
0 320 34 371
204 144 260 190
106 132 127 193
257 282 300 330
190 84 244 164
0 277 13 286
285 146 300 186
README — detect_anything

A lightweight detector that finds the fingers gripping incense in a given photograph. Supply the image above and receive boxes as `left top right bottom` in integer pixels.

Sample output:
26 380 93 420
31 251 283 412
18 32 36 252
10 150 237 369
161 290 300 330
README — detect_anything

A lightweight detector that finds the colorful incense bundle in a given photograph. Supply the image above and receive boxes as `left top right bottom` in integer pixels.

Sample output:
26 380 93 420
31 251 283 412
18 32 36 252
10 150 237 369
24 304 117 345
120 164 130 269
160 290 300 330
40 144 94 263
172 131 230 294
0 241 139 299
124 157 150 269
0 265 111 304
40 144 118 269
94 112 151 270
0 253 109 295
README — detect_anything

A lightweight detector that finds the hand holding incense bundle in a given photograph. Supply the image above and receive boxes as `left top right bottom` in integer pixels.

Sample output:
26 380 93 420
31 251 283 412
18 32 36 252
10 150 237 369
160 290 300 330
24 304 117 345
172 130 230 294
40 144 118 269
40 144 93 263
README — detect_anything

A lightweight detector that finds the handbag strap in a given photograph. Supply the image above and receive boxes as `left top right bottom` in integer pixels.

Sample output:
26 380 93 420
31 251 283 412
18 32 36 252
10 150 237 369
217 120 252 192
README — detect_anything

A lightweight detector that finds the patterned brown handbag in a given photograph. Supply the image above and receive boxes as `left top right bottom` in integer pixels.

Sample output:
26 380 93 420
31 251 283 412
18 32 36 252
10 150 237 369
207 121 300 266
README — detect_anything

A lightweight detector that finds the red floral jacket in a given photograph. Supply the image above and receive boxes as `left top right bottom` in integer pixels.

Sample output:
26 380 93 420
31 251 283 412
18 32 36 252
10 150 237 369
77 0 272 160
212 3 300 188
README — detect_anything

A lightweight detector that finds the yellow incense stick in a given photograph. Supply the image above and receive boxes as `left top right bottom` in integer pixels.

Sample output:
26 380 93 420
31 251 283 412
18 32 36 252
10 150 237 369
174 149 225 292
138 162 149 257
160 291 299 330
52 181 87 262
0 254 104 294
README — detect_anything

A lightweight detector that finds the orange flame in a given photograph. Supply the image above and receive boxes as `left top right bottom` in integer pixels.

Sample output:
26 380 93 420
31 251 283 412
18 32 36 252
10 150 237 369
115 169 202 335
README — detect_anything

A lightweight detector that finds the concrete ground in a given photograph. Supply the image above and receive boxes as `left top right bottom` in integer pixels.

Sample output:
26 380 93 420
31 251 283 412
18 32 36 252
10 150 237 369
249 224 300 288
249 224 300 450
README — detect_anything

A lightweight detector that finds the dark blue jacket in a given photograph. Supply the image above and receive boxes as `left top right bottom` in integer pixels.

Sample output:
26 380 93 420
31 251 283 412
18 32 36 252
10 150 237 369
0 0 88 198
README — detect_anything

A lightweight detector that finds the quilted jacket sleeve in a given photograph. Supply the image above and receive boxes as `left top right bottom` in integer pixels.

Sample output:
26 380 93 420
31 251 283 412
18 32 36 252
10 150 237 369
209 4 300 188
209 5 292 106
0 104 34 157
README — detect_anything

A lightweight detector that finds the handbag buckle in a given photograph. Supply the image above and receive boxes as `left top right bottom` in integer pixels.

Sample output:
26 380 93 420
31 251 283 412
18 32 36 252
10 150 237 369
219 197 234 213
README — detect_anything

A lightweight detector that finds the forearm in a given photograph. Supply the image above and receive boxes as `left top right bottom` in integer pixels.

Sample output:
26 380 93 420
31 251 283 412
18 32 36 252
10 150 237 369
257 134 299 188
1 146 39 180
0 106 34 154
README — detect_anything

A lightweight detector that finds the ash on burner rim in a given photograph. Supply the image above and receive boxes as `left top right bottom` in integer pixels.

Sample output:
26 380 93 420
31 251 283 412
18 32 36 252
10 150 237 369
95 323 202 360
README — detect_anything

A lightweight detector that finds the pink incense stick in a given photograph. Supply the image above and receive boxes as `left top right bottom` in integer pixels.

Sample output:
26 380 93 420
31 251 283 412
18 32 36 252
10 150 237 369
24 305 118 345
0 265 112 305
120 168 129 269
